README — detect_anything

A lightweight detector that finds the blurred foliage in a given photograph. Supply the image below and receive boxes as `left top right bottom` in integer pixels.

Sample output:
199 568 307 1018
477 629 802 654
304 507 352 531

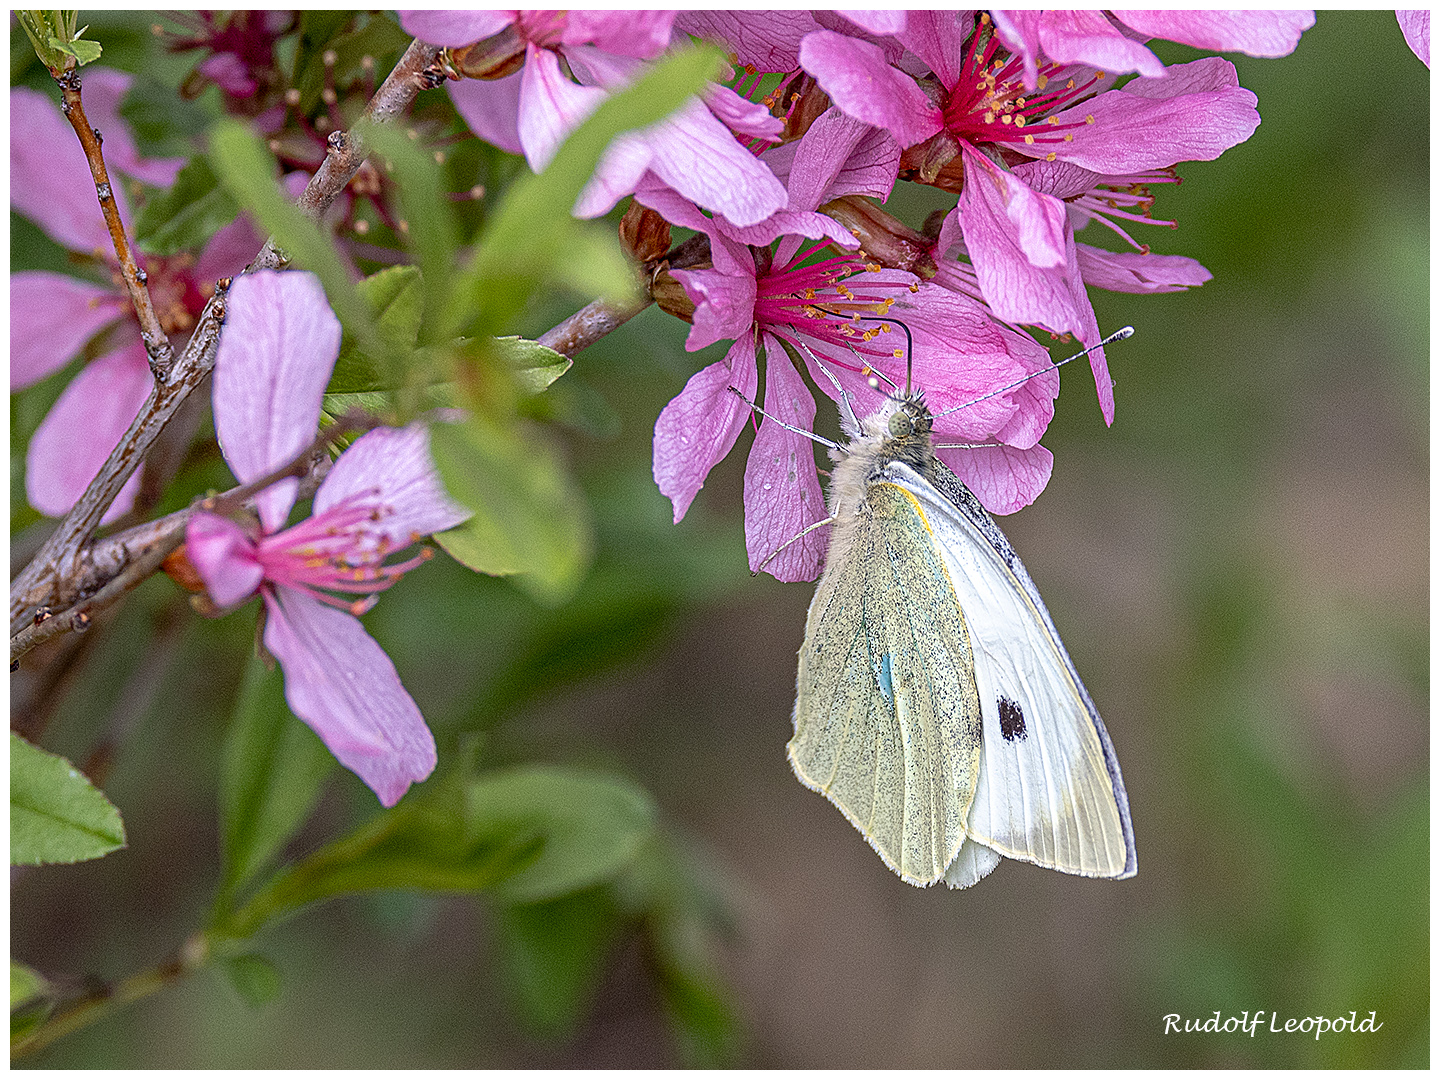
9 9 1428 1070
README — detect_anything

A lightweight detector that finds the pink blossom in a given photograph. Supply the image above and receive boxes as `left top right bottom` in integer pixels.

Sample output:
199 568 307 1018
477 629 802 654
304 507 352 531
186 270 469 806
401 10 789 227
799 15 1262 422
10 69 251 523
1398 11 1430 67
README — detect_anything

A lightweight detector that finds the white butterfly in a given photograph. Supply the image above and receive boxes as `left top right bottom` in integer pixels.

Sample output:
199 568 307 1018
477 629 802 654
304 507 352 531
783 335 1137 889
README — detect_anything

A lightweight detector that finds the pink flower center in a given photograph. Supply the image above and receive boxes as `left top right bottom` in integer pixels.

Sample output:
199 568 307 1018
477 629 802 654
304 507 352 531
254 490 433 615
941 20 1100 161
752 243 914 376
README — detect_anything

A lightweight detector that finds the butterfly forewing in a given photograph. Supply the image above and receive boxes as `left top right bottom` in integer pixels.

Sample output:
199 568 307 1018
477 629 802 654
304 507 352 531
791 481 984 886
890 461 1136 879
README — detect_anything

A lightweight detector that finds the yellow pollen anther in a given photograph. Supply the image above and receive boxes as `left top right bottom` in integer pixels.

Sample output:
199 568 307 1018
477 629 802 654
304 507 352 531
908 282 919 293
866 262 881 272
1024 134 1034 144
1015 115 1026 128
1037 75 1049 90
1046 152 1057 161
893 348 903 358
1066 79 1075 89
1085 114 1095 124
1064 133 1073 141
1047 115 1060 125
1001 114 1013 124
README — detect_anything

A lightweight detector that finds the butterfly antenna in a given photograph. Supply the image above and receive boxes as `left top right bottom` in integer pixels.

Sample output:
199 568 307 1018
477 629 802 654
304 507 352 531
780 331 862 432
838 314 916 396
934 325 1134 420
726 386 842 451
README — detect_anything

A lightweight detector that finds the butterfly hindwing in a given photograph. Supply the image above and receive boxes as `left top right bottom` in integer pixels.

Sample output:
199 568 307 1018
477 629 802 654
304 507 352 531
887 460 1137 880
791 481 984 886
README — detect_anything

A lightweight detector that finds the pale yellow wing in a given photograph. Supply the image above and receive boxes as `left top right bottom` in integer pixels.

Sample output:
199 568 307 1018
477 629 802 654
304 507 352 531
790 482 984 886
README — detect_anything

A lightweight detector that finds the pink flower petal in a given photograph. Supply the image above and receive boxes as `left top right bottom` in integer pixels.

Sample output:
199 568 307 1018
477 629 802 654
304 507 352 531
774 105 899 210
674 10 820 72
314 423 471 543
25 341 151 523
1075 245 1212 294
1053 59 1259 172
653 338 759 522
669 231 759 350
1114 10 1315 58
1398 10 1430 67
743 338 826 582
448 71 525 157
186 511 263 607
263 586 437 808
896 10 972 90
11 85 120 254
517 43 608 172
213 271 341 533
580 98 787 225
11 271 127 389
702 83 785 142
837 10 908 36
563 11 676 57
799 30 943 149
398 10 514 48
939 442 1053 515
1037 10 1166 78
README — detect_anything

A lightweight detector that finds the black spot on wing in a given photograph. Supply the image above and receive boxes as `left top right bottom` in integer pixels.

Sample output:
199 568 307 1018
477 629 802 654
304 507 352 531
998 696 1026 741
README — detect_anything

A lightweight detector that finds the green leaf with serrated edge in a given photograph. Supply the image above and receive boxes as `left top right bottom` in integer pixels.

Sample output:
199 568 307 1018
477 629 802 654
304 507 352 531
10 733 125 865
457 43 722 338
217 656 335 903
221 953 283 1008
11 961 47 1010
492 337 571 394
469 766 657 904
332 266 424 392
134 156 241 257
356 121 458 345
49 36 101 65
496 887 619 1039
208 120 382 360
430 416 592 603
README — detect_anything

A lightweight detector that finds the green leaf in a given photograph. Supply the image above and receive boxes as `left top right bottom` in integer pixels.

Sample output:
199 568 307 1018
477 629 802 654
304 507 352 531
215 765 656 940
134 156 242 257
492 336 571 395
10 960 47 1010
331 265 425 392
293 13 410 114
221 953 283 1007
208 120 381 359
218 656 335 902
496 887 619 1039
458 42 723 337
431 415 593 604
469 766 657 904
120 76 214 159
48 35 101 65
10 733 125 866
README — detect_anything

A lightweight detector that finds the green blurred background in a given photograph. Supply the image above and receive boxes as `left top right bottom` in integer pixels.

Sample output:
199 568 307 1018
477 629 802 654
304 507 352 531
11 10 1427 1068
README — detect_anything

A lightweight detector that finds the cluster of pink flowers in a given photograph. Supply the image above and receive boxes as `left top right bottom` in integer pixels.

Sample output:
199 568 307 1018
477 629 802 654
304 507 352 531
403 8 1313 581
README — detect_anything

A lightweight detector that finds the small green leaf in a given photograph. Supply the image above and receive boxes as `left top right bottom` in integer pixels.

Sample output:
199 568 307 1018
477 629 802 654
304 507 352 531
492 336 572 394
331 266 425 392
10 733 125 866
120 76 214 159
218 656 335 901
496 887 619 1039
221 953 283 1007
48 35 101 65
431 415 593 603
468 766 657 904
134 156 241 257
10 960 47 1010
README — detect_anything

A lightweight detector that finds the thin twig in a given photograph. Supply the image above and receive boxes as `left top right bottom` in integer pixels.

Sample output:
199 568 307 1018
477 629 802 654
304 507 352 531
54 68 174 374
538 297 653 358
10 40 442 637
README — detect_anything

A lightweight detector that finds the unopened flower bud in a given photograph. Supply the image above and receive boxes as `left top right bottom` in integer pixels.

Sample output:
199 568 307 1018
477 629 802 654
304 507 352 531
449 25 526 80
619 201 671 264
820 196 937 279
